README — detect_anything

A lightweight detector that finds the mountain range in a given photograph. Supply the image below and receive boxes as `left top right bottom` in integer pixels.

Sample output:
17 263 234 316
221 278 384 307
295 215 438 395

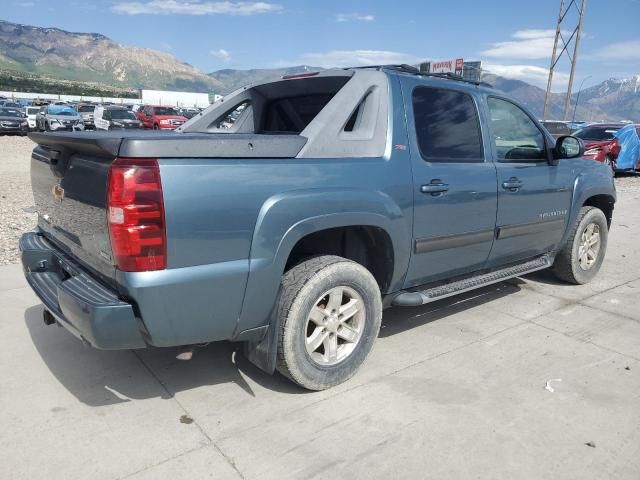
0 19 637 121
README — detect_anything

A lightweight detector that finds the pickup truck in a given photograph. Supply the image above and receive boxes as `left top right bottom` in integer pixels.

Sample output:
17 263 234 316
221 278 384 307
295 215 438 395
20 66 616 391
135 105 188 130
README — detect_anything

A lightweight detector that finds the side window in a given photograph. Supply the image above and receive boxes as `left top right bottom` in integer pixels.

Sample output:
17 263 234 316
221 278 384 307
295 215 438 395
103 111 111 120
412 86 483 163
487 97 546 161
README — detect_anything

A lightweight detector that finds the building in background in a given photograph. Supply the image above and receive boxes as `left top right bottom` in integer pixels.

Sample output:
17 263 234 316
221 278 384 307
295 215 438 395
140 89 210 108
419 59 483 83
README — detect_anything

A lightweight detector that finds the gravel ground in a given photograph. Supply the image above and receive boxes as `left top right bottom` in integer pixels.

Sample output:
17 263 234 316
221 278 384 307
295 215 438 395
0 135 37 265
0 135 638 266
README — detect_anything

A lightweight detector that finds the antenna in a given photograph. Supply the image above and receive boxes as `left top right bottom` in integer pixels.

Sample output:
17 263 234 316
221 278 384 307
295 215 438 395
542 0 587 121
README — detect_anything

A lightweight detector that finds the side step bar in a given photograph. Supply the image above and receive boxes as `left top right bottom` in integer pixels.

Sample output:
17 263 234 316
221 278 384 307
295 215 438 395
392 256 552 307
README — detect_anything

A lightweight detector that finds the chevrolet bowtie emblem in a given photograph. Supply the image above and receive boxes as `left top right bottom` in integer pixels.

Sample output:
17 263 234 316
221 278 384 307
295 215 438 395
52 184 65 201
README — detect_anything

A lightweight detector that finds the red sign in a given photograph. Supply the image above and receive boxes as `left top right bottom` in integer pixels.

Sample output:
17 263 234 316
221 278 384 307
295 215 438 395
429 58 464 76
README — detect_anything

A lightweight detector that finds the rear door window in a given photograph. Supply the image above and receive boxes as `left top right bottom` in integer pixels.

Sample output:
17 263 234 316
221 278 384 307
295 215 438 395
412 87 484 163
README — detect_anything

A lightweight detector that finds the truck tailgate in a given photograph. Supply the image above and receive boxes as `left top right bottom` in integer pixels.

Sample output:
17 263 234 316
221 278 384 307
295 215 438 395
29 132 121 283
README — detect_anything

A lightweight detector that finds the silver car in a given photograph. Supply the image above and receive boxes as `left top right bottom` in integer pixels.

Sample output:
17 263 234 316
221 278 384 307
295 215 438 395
36 105 85 132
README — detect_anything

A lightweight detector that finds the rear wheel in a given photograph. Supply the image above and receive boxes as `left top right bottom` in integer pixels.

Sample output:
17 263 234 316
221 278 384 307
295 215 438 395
604 155 615 172
552 206 608 284
276 255 382 390
153 124 160 130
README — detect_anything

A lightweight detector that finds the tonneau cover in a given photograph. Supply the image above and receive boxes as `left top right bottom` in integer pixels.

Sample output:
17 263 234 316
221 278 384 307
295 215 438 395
28 130 308 159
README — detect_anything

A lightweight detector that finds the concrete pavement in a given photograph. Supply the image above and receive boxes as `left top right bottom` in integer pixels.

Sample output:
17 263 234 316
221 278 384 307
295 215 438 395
1 187 639 479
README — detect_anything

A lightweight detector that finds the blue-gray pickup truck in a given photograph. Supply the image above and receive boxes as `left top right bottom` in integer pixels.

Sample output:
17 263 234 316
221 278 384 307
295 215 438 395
21 65 616 390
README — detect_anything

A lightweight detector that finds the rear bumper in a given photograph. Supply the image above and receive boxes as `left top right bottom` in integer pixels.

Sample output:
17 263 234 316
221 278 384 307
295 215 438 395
20 232 146 349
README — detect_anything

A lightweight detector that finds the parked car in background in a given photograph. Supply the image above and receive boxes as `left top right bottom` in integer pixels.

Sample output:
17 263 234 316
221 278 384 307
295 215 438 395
0 107 28 135
21 66 616 391
567 121 587 132
35 105 84 132
76 104 96 129
541 120 572 139
574 123 624 169
179 107 202 119
135 105 187 130
94 105 142 130
0 101 22 109
23 106 40 130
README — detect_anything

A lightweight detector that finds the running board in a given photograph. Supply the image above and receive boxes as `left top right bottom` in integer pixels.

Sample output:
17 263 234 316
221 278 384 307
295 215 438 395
392 256 552 307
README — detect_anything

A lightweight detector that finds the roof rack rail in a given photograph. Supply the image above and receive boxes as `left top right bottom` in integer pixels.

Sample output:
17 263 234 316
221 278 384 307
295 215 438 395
350 64 493 88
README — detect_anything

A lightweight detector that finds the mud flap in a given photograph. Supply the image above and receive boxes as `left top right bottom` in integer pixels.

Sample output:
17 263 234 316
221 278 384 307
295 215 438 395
242 301 280 374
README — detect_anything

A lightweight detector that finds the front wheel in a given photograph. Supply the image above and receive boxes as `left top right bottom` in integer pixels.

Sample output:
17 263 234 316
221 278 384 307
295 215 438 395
552 206 608 284
153 124 160 130
276 255 382 391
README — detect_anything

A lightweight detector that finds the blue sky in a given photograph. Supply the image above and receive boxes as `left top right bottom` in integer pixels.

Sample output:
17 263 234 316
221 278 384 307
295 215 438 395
4 0 640 90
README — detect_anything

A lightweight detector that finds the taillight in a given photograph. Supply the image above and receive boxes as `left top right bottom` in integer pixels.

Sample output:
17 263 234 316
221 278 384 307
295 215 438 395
611 138 621 156
107 157 166 272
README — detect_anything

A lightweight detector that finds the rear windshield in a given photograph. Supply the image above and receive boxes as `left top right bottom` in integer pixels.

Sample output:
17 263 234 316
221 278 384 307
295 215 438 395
78 105 95 112
262 94 335 133
574 127 620 141
110 110 137 120
0 108 22 117
47 106 77 116
543 122 570 134
154 107 179 116
26 107 40 114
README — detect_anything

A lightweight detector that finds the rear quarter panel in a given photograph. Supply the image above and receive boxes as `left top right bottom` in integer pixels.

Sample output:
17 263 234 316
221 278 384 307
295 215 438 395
146 151 413 343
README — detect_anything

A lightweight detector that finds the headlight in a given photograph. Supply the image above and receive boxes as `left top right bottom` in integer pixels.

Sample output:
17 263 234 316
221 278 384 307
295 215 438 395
112 122 124 127
584 147 601 155
49 119 59 124
159 119 170 125
21 121 27 126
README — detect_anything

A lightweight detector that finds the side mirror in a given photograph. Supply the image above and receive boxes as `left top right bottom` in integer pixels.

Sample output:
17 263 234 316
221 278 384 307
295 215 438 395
555 135 584 159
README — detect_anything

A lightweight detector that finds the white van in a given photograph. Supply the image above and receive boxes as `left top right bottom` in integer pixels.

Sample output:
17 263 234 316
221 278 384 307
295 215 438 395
24 106 40 130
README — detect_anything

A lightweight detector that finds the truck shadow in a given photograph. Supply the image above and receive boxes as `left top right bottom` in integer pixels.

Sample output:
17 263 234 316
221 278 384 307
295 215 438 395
24 280 523 405
379 280 521 337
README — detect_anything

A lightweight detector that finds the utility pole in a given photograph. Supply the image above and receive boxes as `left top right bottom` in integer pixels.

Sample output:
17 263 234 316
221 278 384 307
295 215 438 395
542 0 587 121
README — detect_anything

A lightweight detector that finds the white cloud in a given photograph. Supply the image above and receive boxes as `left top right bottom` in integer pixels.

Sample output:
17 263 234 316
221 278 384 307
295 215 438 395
210 48 231 62
15 1 35 6
294 50 422 69
592 40 640 60
335 13 374 22
481 29 566 60
112 0 282 15
484 63 570 88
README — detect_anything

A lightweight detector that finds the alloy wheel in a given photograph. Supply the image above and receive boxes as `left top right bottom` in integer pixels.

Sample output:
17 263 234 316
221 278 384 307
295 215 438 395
304 286 365 366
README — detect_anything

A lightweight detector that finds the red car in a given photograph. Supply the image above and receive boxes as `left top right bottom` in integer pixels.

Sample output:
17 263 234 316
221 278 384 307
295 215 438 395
574 123 624 169
135 105 188 130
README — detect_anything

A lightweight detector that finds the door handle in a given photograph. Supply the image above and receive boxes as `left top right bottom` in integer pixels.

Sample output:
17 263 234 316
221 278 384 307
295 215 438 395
502 178 523 191
420 182 449 195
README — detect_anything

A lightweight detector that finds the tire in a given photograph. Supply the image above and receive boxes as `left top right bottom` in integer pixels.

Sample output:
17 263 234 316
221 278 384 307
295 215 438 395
153 124 160 130
552 206 608 285
604 155 616 173
276 255 382 391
